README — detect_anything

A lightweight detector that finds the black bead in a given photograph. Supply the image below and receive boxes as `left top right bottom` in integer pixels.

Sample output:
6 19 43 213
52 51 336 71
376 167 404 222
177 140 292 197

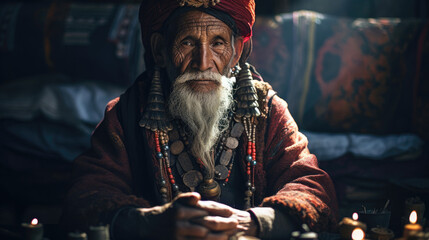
162 145 169 151
246 155 253 162
172 184 179 192
156 152 163 159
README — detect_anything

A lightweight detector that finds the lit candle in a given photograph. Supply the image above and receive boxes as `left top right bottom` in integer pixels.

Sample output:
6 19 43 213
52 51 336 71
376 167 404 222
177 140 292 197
21 218 44 240
403 211 422 239
339 213 367 240
352 228 365 240
404 197 425 223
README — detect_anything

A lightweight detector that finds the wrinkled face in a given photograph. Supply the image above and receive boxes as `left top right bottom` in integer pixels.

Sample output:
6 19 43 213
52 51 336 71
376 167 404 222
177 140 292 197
163 10 240 92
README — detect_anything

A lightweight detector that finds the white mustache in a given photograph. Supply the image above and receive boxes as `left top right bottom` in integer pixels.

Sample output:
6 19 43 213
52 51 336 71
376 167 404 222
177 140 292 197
175 71 223 84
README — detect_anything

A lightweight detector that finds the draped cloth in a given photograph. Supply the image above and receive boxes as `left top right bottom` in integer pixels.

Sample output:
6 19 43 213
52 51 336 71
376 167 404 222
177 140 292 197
62 72 339 233
139 0 256 48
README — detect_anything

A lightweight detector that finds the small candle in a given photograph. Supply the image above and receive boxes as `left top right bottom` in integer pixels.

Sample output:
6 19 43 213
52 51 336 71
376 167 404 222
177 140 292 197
21 218 44 240
370 227 394 240
339 213 367 240
407 231 425 240
88 225 110 240
299 232 318 240
68 231 88 240
403 211 423 239
352 228 365 240
405 197 425 223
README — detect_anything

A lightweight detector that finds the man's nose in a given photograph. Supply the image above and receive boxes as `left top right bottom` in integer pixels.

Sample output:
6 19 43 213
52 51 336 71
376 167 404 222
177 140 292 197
192 44 213 72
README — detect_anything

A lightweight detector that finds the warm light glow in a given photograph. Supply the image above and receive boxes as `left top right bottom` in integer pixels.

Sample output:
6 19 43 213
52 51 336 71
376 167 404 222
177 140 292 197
31 218 38 225
352 228 365 240
352 212 358 221
409 210 417 224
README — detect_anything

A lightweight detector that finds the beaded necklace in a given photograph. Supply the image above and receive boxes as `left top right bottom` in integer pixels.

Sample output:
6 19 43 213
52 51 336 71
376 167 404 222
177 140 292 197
141 63 260 207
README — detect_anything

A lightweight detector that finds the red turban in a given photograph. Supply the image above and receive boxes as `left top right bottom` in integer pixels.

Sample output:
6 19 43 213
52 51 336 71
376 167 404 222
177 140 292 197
139 0 256 51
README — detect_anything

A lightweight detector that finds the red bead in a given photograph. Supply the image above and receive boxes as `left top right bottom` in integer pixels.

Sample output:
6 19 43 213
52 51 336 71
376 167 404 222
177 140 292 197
247 162 250 167
225 178 229 182
169 174 173 179
168 168 172 174
171 179 175 184
247 170 251 175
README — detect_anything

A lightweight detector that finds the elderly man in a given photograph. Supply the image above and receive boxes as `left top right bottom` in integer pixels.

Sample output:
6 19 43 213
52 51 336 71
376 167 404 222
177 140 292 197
63 0 338 239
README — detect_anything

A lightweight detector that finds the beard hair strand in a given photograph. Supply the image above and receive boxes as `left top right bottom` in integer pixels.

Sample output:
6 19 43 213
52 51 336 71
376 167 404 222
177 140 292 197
168 74 235 179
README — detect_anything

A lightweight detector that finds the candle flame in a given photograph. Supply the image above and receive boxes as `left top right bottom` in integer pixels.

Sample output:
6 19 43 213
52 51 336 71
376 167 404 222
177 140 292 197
409 210 417 224
352 212 358 221
352 228 365 240
31 218 38 225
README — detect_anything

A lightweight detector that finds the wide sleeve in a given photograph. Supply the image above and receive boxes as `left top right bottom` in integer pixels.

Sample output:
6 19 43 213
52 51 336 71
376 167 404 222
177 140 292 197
61 98 151 231
260 94 338 232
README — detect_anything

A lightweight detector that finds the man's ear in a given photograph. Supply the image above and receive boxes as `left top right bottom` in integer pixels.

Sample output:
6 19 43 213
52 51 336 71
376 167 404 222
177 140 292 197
150 32 167 67
231 36 244 67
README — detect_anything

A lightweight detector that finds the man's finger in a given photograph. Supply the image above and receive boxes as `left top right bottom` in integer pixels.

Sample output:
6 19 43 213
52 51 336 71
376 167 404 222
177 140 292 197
191 215 238 232
196 201 234 217
176 220 209 238
175 192 201 206
176 205 208 220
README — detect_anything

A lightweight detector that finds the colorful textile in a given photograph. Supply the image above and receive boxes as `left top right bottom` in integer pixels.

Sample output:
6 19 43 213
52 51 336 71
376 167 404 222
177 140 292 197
0 2 143 86
249 11 429 139
62 72 338 233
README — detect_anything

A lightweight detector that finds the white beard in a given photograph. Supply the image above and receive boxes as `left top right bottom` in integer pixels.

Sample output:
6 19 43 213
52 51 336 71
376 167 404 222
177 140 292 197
168 71 235 178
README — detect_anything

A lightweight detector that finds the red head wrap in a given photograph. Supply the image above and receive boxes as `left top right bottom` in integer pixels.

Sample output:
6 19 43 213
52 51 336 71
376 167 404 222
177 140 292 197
139 0 255 51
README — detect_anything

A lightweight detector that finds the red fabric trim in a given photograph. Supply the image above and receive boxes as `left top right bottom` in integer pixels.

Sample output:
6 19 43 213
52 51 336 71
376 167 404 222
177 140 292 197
139 0 255 49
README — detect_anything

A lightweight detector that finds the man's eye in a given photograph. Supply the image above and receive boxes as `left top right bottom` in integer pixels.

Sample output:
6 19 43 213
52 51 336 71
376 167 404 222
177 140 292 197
213 41 224 47
181 40 193 46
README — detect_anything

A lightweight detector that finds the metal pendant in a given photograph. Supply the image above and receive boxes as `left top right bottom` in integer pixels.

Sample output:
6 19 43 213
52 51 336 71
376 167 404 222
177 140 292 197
139 67 172 131
235 62 261 119
170 140 184 155
196 178 221 200
183 170 203 191
225 137 239 149
177 0 220 8
230 122 245 138
178 152 194 172
219 149 232 166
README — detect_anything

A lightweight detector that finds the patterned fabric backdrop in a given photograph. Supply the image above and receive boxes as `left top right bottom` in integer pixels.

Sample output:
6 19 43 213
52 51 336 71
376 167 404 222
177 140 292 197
1 5 428 139
250 11 429 139
0 2 144 87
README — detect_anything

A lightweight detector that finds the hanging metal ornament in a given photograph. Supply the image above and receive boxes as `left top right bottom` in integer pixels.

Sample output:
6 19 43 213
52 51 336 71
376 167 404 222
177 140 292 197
196 178 221 200
139 67 173 132
177 0 221 8
235 62 261 118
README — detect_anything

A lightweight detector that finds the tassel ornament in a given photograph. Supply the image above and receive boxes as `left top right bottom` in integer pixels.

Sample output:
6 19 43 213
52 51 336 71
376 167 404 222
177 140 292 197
235 62 260 118
139 67 172 132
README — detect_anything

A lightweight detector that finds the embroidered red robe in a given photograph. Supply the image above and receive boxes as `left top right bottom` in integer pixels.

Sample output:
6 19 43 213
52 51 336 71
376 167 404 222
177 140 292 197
62 71 338 232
